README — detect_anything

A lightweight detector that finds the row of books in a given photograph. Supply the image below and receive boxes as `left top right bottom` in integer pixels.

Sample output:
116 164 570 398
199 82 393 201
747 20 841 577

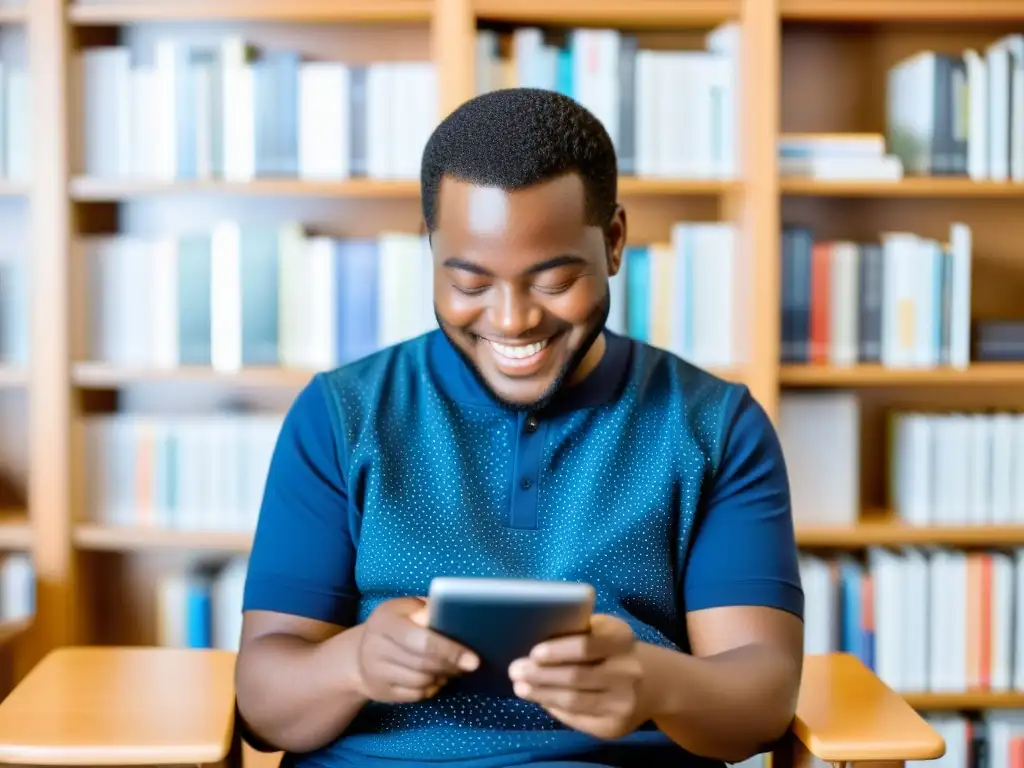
81 220 739 373
887 38 1024 181
619 223 738 369
155 557 246 650
82 228 436 372
78 39 436 182
83 414 282 532
0 62 28 181
924 712 1024 768
476 24 738 180
802 549 1024 695
891 411 1024 528
780 222 973 369
778 133 903 181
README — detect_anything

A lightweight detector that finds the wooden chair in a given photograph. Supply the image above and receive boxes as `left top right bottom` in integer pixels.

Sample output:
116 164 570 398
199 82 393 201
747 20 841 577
0 647 944 768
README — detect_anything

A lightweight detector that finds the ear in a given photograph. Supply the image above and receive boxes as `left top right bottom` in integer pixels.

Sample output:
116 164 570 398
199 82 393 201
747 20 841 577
605 205 627 278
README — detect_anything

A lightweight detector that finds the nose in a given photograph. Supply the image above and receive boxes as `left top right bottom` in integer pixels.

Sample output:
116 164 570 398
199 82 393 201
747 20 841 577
488 284 542 338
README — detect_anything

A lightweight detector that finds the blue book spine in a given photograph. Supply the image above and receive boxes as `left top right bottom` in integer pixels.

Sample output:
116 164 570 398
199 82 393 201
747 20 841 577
240 229 280 365
176 235 212 365
556 46 573 98
625 246 649 342
185 580 212 649
176 46 197 180
337 239 380 364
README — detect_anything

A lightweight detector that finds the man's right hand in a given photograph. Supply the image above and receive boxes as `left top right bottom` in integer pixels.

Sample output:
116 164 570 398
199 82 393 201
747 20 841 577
352 597 479 703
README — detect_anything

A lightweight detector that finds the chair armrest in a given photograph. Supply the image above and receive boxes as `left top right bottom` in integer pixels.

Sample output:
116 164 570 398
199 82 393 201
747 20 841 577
0 647 237 765
792 653 945 763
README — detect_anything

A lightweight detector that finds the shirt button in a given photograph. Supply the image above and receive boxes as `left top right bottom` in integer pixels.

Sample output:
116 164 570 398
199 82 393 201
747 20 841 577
520 478 532 490
525 415 538 433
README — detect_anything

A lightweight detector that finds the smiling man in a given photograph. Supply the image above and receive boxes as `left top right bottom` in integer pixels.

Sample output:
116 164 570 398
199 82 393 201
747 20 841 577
235 88 805 768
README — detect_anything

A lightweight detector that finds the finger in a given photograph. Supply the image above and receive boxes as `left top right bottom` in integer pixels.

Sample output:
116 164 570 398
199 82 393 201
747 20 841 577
508 658 607 691
388 621 479 673
384 631 478 675
531 616 633 665
513 681 606 715
374 655 441 690
388 682 444 703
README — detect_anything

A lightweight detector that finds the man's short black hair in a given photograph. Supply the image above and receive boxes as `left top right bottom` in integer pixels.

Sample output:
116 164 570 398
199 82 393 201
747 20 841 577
420 88 618 233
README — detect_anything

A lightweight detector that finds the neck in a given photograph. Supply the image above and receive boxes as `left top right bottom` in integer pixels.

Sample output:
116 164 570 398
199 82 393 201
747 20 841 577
568 331 606 386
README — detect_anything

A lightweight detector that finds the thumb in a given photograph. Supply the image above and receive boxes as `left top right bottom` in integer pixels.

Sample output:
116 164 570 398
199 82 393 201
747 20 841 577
409 601 429 627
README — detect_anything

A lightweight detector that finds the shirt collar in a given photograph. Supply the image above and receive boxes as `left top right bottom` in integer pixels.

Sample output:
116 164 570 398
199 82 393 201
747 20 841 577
427 327 632 412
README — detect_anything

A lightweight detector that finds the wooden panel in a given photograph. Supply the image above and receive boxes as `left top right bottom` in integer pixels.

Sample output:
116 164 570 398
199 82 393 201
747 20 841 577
0 647 236 765
782 0 1024 22
782 22 1020 135
795 654 944 762
69 0 431 24
473 0 740 28
25 0 78 675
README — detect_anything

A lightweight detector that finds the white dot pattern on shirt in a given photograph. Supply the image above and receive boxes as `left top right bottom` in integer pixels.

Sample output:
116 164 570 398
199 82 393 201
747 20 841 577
315 334 736 763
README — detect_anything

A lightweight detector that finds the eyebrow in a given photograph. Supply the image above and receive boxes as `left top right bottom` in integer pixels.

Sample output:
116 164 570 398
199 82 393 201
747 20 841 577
442 254 587 277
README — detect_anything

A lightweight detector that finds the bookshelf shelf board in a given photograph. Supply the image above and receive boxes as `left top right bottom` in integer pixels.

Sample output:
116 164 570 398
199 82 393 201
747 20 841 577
68 177 733 201
72 363 315 389
0 182 27 197
797 521 1024 549
619 178 739 196
0 513 31 550
779 363 1024 388
903 692 1024 710
473 0 740 27
780 178 1024 198
780 0 1024 21
69 177 422 201
74 524 251 552
0 367 27 388
67 0 431 23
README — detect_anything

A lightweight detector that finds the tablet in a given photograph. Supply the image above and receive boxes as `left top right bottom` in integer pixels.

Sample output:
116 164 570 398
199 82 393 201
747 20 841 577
427 577 596 698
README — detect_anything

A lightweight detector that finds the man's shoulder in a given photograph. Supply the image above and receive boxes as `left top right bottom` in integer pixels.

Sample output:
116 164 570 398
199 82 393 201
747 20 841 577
313 331 435 415
626 340 755 466
629 339 745 409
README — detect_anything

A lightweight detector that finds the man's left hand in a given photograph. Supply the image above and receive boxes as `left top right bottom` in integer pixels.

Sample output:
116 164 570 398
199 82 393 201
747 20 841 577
508 614 649 740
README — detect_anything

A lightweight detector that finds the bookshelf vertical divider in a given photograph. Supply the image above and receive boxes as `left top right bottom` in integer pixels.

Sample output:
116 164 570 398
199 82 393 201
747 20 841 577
434 0 476 116
739 0 781 421
25 0 77 674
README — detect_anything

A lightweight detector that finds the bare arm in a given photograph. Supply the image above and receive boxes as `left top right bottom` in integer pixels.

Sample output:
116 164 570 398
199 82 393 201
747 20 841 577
235 610 368 754
638 605 804 763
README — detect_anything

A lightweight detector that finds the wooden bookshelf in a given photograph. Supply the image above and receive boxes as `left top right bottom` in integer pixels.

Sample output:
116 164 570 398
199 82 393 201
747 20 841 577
9 0 1024 729
67 176 736 201
780 177 1024 198
73 524 251 553
71 362 315 388
67 0 433 23
780 363 1024 387
472 0 740 27
780 0 1024 21
68 177 422 201
902 692 1024 710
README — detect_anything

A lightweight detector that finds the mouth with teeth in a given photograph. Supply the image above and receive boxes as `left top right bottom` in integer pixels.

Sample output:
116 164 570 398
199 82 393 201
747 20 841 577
481 335 556 375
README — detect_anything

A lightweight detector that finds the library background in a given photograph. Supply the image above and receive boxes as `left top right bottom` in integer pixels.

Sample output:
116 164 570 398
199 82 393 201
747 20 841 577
0 0 1022 764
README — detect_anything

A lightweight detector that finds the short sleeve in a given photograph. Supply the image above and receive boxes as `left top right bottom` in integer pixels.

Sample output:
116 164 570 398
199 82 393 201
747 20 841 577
242 374 359 626
683 387 804 619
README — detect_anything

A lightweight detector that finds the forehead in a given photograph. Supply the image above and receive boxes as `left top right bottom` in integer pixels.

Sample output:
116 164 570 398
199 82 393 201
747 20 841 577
432 174 593 257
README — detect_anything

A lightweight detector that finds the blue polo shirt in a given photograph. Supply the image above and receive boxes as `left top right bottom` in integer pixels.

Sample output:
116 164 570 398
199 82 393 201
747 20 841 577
242 328 803 768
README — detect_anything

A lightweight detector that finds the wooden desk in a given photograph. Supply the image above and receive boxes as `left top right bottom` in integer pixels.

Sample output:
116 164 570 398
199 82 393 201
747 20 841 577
0 647 237 766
